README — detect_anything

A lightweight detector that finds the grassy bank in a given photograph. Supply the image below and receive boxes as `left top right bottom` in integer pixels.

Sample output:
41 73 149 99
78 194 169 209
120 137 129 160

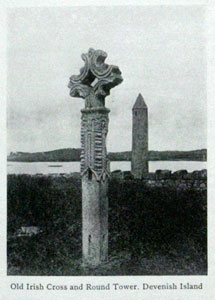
7 174 207 275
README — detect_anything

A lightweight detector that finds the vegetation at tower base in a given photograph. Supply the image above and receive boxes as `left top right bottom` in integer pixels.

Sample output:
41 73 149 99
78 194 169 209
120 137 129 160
7 173 207 275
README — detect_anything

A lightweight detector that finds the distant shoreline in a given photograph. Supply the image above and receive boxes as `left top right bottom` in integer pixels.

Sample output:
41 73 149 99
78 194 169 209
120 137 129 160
7 148 207 162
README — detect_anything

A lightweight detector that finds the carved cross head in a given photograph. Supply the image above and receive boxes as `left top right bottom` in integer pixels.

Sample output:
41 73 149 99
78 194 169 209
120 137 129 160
68 48 123 108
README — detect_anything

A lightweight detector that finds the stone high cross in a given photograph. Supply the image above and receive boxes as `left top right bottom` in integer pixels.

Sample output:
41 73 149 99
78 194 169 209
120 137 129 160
68 48 123 266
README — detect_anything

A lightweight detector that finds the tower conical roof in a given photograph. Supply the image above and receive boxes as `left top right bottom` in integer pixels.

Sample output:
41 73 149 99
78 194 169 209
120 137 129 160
132 93 147 109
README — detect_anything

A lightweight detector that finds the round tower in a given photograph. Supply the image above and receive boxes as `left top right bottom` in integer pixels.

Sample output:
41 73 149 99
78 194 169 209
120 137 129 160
131 93 148 178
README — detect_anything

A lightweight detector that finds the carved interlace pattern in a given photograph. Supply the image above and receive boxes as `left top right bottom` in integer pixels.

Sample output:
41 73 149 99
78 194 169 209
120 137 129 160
80 112 109 180
68 48 123 107
69 49 122 181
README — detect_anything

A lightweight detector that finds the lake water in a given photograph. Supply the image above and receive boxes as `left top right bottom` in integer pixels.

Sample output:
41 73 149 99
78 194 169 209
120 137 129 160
7 161 207 175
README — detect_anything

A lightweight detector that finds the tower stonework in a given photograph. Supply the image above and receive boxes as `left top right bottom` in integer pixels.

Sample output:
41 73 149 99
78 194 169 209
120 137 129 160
131 93 148 179
68 48 122 266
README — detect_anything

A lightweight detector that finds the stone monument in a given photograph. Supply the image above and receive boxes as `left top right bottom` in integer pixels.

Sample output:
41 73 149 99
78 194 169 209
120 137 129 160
68 48 123 266
131 93 148 178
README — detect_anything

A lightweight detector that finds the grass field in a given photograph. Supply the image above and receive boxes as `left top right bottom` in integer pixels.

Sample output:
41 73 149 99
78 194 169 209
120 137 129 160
7 175 207 276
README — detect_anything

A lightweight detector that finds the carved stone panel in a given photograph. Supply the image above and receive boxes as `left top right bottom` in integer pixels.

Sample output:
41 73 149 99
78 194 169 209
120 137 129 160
80 108 110 181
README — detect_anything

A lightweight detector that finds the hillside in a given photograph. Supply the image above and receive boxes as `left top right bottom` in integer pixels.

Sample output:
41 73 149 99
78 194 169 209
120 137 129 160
7 148 207 162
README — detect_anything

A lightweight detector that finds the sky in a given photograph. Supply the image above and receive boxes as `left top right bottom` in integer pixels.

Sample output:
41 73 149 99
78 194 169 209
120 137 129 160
7 5 206 154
